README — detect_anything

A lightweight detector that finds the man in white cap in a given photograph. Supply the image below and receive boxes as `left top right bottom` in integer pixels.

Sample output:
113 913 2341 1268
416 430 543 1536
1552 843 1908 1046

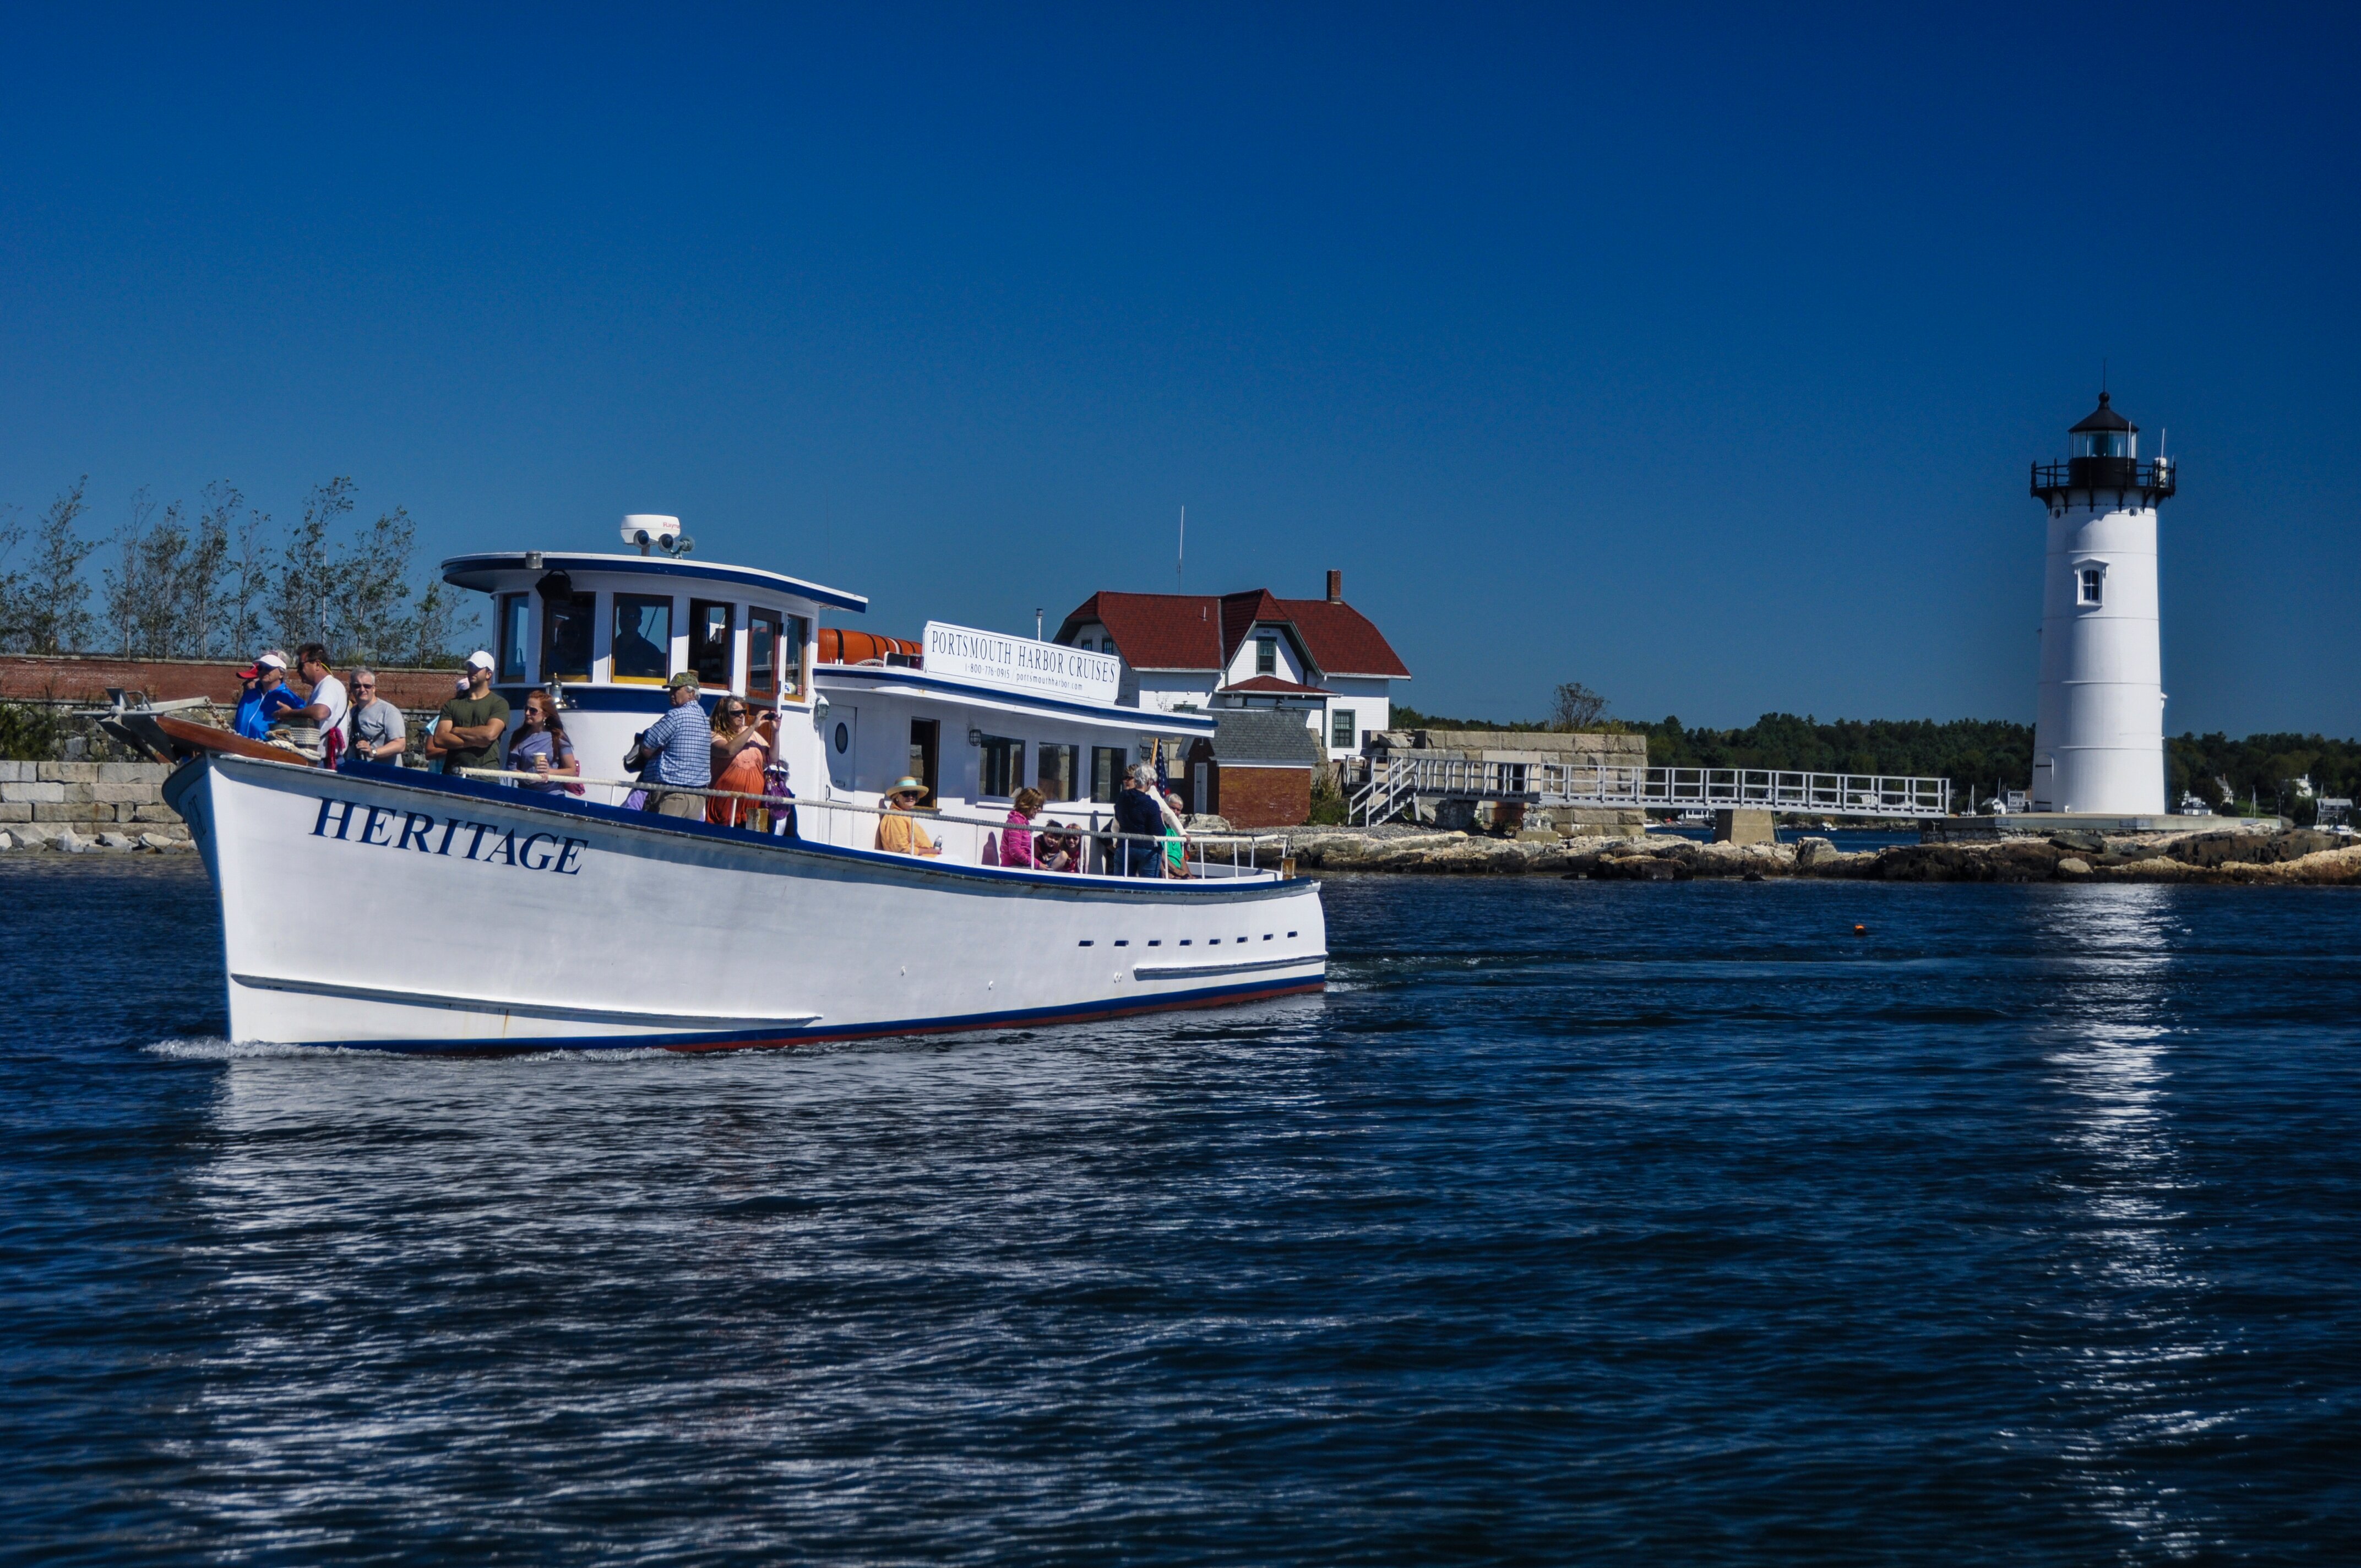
232 650 297 741
428 650 511 779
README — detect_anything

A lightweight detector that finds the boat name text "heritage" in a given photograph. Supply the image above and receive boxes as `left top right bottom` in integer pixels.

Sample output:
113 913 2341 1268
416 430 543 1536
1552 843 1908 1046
311 797 588 873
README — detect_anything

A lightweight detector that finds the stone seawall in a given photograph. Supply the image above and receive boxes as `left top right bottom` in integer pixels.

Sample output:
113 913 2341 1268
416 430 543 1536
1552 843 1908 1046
1290 825 2361 886
0 761 192 852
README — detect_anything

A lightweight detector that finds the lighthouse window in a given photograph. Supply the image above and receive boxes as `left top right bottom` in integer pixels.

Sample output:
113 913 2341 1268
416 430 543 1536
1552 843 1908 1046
2079 568 2104 606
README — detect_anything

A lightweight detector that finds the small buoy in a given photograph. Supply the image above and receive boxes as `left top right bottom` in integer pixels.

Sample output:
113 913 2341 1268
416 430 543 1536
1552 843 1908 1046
1853 923 1867 935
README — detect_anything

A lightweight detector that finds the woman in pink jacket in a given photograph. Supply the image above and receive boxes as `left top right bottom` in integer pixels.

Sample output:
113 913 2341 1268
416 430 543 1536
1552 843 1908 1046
999 787 1047 868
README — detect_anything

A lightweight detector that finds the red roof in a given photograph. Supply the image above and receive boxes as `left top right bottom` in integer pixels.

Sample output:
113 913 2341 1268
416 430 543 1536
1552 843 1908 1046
1057 589 1409 679
1218 675 1335 696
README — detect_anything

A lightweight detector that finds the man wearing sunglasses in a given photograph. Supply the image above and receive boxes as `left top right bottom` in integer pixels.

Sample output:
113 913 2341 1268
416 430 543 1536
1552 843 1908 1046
346 668 407 765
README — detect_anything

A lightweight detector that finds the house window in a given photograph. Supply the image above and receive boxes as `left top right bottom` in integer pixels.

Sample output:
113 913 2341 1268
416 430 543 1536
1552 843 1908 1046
1256 636 1277 676
611 594 672 683
747 609 781 701
1330 708 1357 750
2079 568 2104 606
496 594 531 682
689 599 733 687
1038 743 1079 802
1091 746 1127 803
541 591 596 682
980 734 1025 798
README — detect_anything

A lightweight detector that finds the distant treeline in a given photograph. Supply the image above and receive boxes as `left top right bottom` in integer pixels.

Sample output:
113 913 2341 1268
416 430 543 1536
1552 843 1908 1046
1392 703 2358 820
0 476 473 667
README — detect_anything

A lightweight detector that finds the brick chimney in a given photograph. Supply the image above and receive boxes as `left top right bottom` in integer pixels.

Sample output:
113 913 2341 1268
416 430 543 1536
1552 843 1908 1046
1325 568 1342 603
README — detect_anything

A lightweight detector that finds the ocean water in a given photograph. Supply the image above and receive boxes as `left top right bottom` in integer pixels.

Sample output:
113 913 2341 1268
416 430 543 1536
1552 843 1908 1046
3 857 2358 1565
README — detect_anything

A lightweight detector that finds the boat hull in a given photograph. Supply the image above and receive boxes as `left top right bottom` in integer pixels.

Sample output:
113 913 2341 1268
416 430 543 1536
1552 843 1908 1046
166 755 1326 1052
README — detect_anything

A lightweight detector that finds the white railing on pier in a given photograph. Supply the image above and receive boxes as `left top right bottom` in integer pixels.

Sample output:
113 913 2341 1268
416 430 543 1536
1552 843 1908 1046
1348 758 1951 824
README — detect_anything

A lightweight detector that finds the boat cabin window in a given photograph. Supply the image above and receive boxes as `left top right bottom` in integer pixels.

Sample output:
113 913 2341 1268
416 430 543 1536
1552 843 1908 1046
909 718 939 803
612 594 672 683
497 594 531 682
689 600 733 687
1038 743 1078 802
542 591 596 682
780 614 807 699
1091 745 1126 803
748 609 780 701
980 734 1024 799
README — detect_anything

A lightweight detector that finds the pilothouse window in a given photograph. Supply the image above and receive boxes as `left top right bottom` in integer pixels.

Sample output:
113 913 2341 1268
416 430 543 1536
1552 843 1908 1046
689 600 733 687
612 595 672 683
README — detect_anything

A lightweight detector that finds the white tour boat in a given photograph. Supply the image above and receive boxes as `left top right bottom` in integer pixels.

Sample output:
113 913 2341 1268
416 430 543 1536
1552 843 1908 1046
161 516 1326 1052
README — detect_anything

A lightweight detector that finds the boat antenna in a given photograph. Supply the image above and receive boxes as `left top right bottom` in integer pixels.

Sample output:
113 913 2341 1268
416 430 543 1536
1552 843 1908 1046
1177 505 1185 592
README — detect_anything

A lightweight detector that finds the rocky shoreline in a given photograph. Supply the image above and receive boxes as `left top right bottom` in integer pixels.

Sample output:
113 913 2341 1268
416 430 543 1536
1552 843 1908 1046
1287 824 2361 885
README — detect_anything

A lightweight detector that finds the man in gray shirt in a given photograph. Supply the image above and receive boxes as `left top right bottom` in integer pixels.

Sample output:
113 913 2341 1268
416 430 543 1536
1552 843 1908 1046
346 668 407 764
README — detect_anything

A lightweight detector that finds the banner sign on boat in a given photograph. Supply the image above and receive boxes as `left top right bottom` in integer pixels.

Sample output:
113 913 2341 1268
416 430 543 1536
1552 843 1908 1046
922 622 1122 705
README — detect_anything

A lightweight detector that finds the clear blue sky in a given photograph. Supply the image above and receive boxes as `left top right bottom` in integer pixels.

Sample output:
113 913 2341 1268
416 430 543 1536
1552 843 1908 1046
3 5 2354 733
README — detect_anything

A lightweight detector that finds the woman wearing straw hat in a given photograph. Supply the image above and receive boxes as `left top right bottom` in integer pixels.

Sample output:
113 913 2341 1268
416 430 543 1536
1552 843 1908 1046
875 776 941 857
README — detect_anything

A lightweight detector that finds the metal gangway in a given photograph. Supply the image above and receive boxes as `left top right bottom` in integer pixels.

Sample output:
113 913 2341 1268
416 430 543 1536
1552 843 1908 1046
1349 756 1951 826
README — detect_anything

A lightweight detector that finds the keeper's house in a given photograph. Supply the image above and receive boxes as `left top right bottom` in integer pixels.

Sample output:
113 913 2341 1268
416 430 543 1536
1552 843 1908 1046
1053 570 1410 763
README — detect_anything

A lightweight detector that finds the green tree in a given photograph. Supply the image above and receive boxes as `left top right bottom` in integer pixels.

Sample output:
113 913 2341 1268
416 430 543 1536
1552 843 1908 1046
0 478 98 653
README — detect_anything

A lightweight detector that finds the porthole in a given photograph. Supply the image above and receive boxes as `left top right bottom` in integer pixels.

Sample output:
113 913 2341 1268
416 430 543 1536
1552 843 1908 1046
833 722 850 753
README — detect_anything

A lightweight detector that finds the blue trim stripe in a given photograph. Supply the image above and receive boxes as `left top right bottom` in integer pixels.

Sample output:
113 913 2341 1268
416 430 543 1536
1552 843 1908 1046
306 757 1309 898
816 663 1219 733
286 973 1326 1055
439 552 868 613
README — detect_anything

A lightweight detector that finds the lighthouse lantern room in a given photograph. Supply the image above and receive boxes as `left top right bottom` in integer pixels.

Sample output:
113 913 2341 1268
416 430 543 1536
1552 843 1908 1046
2027 391 2177 816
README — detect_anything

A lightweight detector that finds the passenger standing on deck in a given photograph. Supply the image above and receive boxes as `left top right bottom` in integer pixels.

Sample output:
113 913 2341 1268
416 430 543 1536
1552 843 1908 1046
999 787 1046 868
636 672 712 819
345 669 407 764
233 650 298 740
1114 765 1165 876
707 696 768 826
507 688 580 792
1162 790 1190 877
284 645 349 765
875 777 941 857
430 652 512 781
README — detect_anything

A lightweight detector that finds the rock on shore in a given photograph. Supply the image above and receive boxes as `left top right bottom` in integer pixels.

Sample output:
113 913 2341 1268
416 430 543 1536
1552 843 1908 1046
1286 825 2361 886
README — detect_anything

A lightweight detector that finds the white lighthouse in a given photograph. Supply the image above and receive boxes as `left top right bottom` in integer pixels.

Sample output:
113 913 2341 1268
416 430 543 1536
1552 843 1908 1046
2028 391 2175 816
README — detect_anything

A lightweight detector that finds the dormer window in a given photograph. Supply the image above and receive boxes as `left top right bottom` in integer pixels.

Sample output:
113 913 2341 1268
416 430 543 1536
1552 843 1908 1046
1256 636 1277 676
2079 567 2105 606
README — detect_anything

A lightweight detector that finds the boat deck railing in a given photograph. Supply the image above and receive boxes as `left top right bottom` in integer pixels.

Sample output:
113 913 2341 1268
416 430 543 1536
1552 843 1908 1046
456 770 1293 881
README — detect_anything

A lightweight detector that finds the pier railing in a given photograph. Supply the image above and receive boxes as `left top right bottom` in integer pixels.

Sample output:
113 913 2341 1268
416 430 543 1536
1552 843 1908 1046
455 770 1292 880
1349 758 1951 825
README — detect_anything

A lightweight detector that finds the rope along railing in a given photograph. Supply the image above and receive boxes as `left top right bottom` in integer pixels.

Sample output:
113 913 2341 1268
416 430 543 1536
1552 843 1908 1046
455 770 1294 879
1350 758 1951 824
